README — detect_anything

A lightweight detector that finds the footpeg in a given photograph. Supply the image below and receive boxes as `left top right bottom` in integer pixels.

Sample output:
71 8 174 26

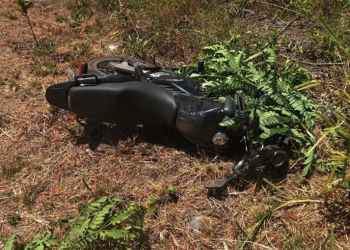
204 179 228 190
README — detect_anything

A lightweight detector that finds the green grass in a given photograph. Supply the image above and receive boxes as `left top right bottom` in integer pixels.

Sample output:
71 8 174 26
33 42 58 57
31 59 59 77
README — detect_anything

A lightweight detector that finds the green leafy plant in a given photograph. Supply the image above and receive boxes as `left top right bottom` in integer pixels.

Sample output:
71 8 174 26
314 17 350 188
4 234 18 250
167 184 174 193
4 197 146 250
147 198 157 213
192 33 318 181
13 0 38 46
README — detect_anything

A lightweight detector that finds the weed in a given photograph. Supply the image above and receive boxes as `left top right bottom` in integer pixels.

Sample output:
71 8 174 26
121 35 155 59
21 185 38 206
63 124 80 138
0 191 13 203
33 42 58 57
93 183 106 198
147 198 157 213
69 41 91 61
55 15 68 23
29 78 42 89
94 17 104 29
62 7 93 28
285 230 304 250
5 11 18 20
31 59 59 77
1 160 22 179
7 213 21 226
13 0 38 46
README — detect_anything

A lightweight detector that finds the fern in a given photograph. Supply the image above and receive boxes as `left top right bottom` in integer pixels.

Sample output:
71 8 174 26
24 230 58 250
4 197 145 250
4 234 17 250
59 197 144 250
195 33 318 180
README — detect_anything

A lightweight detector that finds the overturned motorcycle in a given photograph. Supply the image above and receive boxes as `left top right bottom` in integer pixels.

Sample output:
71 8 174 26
46 57 291 192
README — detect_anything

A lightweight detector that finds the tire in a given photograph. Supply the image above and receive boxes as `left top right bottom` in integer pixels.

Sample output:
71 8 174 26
88 56 156 77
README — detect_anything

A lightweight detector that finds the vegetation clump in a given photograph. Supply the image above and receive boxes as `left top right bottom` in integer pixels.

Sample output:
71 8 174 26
4 197 146 250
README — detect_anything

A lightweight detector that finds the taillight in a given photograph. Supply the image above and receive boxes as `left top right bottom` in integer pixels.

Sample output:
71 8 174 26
78 62 83 75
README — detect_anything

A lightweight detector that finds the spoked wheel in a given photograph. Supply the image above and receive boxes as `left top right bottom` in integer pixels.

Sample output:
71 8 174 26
88 57 157 77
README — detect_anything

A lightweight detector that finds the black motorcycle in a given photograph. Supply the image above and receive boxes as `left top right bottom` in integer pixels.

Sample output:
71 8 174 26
46 57 290 191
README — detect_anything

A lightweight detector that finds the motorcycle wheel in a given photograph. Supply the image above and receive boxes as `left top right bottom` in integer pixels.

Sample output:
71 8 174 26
88 56 156 77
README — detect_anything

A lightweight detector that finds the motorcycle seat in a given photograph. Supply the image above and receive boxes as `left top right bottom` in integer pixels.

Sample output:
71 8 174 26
67 81 178 127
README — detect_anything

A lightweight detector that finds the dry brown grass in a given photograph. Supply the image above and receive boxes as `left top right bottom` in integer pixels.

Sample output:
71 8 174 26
0 0 350 249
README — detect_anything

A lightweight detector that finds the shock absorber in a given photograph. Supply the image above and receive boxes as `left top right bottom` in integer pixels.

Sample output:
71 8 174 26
235 90 249 126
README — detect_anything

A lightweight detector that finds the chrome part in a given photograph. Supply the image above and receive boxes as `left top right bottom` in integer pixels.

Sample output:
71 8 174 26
270 151 286 167
236 90 246 114
212 132 229 145
149 72 171 78
250 154 267 169
234 159 246 170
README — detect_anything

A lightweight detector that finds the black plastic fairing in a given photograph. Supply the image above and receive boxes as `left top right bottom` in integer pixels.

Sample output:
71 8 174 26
46 81 74 111
175 96 242 150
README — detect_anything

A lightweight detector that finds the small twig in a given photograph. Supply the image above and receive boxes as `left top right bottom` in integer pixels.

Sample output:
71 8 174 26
277 17 298 37
82 178 97 197
238 0 249 17
25 13 38 46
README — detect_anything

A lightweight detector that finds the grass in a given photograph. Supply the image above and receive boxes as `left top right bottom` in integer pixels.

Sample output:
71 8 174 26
33 42 58 57
0 113 6 127
31 59 60 77
1 160 22 179
21 185 38 206
0 0 350 249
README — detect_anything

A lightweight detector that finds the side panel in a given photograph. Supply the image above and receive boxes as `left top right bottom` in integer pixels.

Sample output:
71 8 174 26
175 96 243 150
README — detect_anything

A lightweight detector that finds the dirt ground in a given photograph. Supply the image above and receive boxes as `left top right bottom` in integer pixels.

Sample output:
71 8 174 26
0 1 349 249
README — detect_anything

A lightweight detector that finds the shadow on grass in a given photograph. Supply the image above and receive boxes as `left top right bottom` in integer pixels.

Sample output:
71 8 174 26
76 121 198 155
